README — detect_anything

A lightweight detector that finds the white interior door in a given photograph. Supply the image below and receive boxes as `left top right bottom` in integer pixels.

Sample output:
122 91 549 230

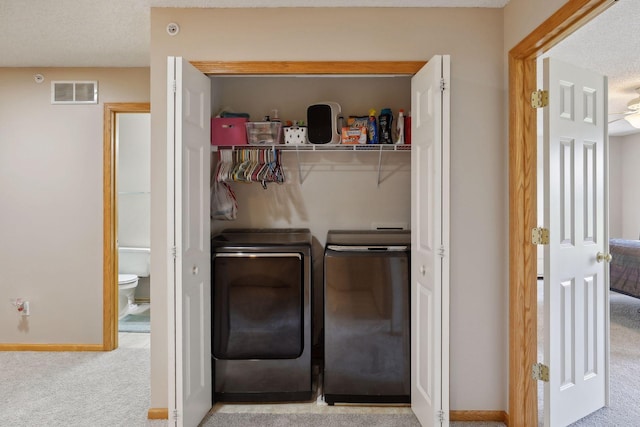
410 54 450 427
543 57 608 427
167 56 212 427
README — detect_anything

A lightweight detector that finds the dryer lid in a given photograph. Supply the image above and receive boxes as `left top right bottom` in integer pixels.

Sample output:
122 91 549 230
326 229 411 246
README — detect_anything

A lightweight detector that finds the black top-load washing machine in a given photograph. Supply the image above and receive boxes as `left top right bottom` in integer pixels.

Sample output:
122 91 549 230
211 228 312 402
323 230 411 405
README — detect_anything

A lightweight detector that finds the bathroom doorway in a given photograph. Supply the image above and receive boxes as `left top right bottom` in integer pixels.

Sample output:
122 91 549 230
103 103 150 350
116 111 151 332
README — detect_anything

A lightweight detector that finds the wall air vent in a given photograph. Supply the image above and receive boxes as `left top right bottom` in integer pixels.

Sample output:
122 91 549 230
51 81 98 104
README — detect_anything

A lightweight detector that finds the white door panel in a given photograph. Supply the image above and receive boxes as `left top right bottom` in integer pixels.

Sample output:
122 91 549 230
168 56 212 427
543 57 608 427
411 54 450 427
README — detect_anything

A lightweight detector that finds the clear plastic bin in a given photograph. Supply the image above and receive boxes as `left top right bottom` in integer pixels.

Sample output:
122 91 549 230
245 121 282 145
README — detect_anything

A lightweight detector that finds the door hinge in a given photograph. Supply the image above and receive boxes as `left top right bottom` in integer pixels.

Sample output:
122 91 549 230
438 245 446 258
531 90 549 108
440 78 446 92
170 246 177 259
437 409 446 423
532 227 550 245
171 80 176 93
532 363 550 382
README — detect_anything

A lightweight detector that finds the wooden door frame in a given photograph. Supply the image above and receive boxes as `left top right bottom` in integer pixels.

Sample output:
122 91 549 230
508 1 614 425
103 102 151 351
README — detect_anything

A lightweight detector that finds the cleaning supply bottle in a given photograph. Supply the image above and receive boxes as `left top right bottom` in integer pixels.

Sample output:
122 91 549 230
395 109 405 144
378 108 393 144
367 109 378 144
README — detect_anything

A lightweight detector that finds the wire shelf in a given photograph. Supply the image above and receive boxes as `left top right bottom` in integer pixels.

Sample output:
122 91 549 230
211 144 411 152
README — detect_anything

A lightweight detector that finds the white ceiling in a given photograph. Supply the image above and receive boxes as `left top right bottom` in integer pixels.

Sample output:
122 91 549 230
0 0 502 68
1 0 638 135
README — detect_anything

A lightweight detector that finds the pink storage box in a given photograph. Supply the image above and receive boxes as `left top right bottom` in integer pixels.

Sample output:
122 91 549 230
211 117 248 146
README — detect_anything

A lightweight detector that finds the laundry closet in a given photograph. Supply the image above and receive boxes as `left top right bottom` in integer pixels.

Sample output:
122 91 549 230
166 57 449 427
207 67 414 401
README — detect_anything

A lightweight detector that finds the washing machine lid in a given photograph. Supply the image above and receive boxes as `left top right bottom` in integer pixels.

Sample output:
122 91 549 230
118 274 138 285
326 229 411 247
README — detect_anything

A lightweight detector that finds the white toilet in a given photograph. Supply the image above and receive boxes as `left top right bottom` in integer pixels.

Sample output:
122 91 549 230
118 247 151 320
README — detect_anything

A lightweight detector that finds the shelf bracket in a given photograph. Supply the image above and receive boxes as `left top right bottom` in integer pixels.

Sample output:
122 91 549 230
296 145 303 185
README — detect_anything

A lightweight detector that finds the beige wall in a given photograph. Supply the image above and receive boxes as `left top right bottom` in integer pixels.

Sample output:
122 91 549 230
503 0 567 52
150 7 507 411
609 134 640 240
0 68 149 344
609 136 623 238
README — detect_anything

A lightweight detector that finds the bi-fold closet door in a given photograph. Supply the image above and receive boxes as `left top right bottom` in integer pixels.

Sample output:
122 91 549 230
167 57 212 427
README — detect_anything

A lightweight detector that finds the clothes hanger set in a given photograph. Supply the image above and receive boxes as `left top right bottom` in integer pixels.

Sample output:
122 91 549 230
215 147 285 189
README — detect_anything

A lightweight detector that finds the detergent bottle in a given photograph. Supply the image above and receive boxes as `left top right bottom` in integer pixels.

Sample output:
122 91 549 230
367 109 378 144
378 108 393 144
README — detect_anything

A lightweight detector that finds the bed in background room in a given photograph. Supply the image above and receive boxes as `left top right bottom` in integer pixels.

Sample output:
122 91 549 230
609 239 640 299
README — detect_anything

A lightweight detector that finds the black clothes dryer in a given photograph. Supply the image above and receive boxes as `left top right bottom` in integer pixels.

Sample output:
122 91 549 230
211 229 312 402
323 230 411 405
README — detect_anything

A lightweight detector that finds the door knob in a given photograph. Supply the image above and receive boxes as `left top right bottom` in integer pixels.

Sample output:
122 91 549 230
420 265 426 276
192 265 199 275
596 252 612 263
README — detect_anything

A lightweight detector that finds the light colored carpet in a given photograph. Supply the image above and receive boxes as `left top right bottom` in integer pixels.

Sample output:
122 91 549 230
0 341 154 427
200 412 505 426
201 412 421 426
3 288 638 427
